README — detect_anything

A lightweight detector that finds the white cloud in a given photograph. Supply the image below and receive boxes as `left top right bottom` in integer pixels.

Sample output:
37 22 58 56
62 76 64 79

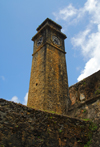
53 4 77 22
1 76 5 81
84 0 100 24
71 29 91 57
23 92 28 105
72 24 100 81
53 0 100 81
11 96 19 103
53 0 100 25
11 93 28 105
98 24 100 31
84 0 97 13
53 4 84 24
78 58 100 81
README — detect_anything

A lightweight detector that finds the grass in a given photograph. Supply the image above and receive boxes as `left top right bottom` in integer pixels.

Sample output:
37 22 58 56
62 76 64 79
43 110 56 114
82 118 90 121
50 111 56 114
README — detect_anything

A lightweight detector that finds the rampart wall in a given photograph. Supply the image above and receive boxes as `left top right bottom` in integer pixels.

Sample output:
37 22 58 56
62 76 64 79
69 70 100 105
0 99 94 147
0 71 100 146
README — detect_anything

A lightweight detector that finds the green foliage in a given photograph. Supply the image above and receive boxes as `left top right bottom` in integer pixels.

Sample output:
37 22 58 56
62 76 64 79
81 119 97 131
95 90 100 95
54 121 56 124
56 112 60 115
81 119 97 147
50 116 52 119
59 129 62 133
87 132 92 139
51 111 56 114
84 139 92 147
83 109 86 113
44 110 56 114
79 125 85 128
82 118 90 121
83 81 86 85
89 122 97 131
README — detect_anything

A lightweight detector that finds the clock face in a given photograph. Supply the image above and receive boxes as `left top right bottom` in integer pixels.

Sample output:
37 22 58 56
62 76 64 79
52 36 60 45
37 36 43 46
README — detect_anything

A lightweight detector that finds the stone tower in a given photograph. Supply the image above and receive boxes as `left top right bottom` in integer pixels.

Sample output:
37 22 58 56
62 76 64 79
27 18 70 115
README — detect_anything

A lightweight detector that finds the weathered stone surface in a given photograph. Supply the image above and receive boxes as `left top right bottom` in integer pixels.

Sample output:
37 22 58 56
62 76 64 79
80 93 85 101
68 94 100 120
0 98 93 147
68 95 100 147
28 18 70 115
69 70 100 106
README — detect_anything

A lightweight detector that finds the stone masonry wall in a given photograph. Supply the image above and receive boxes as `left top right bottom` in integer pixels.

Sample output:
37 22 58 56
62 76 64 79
69 70 100 106
0 98 95 147
27 46 46 110
68 96 100 147
68 70 100 146
43 44 69 114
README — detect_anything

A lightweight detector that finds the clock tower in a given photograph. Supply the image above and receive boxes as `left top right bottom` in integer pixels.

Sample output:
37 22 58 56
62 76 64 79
27 18 70 115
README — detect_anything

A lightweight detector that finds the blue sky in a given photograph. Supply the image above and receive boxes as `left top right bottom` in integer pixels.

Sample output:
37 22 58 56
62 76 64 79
1 0 100 105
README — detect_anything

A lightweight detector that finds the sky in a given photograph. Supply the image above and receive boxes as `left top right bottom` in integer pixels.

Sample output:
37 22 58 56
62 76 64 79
0 0 100 105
